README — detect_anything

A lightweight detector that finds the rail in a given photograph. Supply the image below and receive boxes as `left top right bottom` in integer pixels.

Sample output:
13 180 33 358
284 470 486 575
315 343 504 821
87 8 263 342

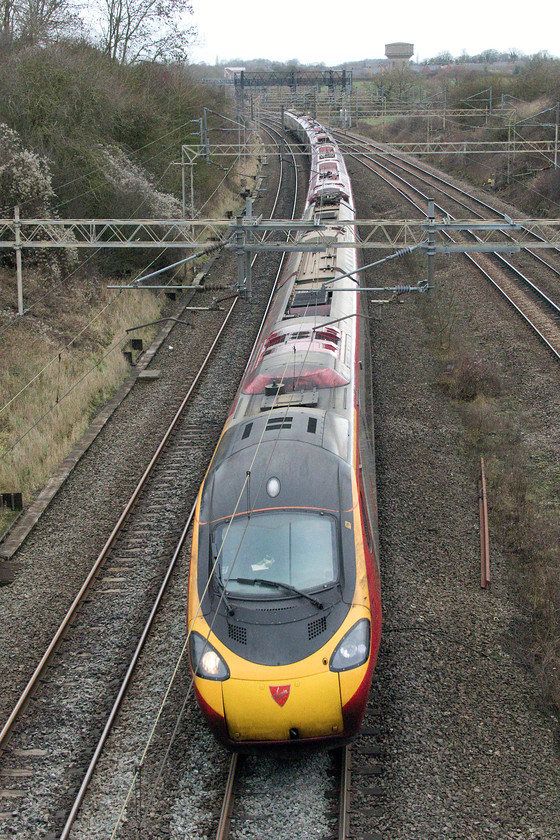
57 121 300 838
479 457 491 589
0 298 239 760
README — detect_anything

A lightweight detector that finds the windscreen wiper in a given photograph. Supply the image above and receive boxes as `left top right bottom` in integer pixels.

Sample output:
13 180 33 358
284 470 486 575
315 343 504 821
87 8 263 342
230 577 324 609
214 567 235 616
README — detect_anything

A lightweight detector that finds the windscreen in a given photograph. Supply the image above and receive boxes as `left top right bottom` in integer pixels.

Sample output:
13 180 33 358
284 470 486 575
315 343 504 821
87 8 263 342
213 511 338 596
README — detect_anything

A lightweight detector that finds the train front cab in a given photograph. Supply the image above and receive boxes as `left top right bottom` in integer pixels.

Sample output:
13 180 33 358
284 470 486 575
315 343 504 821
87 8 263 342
188 421 381 752
190 611 376 753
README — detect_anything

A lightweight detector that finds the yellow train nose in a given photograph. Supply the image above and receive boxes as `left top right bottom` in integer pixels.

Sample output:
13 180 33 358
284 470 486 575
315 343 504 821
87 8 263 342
222 672 343 742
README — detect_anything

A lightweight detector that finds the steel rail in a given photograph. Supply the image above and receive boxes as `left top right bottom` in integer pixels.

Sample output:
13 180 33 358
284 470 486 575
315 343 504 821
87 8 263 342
0 297 239 758
376 151 560 317
338 746 351 840
335 128 560 260
215 754 239 840
464 252 560 362
60 503 197 839
338 138 560 361
55 298 239 839
356 131 560 277
56 123 300 838
1 123 294 759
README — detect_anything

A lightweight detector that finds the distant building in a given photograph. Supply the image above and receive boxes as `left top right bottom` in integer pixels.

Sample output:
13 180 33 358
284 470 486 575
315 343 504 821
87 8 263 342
224 67 246 79
385 43 414 69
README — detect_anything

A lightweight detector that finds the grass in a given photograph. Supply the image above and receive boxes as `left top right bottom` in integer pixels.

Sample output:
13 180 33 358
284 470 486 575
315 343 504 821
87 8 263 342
0 274 162 534
0 148 260 538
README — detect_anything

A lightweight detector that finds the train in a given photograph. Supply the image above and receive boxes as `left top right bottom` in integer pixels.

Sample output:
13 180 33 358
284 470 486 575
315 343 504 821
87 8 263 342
187 112 381 752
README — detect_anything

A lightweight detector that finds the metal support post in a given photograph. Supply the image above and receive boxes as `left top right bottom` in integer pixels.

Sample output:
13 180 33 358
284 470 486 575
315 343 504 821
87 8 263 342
244 194 253 300
555 103 559 169
507 122 511 184
181 146 185 218
203 108 210 163
244 248 252 301
190 163 194 219
14 206 24 315
234 215 246 298
426 200 436 289
181 146 197 219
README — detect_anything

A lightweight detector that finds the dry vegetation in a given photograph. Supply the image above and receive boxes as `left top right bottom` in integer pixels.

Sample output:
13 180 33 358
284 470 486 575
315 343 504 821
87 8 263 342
0 270 161 531
418 282 560 729
358 56 560 218
0 141 258 536
0 41 261 535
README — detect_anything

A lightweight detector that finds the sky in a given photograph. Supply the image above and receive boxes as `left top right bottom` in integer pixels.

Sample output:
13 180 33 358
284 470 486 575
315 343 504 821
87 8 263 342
188 0 558 66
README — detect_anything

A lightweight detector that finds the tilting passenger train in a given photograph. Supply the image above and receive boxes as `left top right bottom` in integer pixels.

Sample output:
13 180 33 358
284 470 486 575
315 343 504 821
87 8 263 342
187 112 381 752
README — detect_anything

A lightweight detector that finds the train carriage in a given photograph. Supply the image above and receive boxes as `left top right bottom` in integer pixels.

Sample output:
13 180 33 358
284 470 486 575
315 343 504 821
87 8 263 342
187 113 381 752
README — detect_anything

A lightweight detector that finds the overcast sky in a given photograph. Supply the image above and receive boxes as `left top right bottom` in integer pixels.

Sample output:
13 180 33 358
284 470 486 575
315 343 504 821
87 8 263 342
189 0 558 65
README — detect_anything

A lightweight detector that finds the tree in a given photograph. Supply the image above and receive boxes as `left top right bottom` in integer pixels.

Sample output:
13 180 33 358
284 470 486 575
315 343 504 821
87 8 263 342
17 0 82 45
1 0 17 46
97 0 196 64
0 0 81 48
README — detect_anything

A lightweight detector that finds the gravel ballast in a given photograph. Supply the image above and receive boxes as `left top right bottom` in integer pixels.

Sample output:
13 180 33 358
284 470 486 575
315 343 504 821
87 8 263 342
349 152 560 839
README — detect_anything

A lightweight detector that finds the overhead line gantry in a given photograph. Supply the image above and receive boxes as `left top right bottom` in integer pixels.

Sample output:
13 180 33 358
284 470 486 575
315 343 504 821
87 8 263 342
2 210 560 314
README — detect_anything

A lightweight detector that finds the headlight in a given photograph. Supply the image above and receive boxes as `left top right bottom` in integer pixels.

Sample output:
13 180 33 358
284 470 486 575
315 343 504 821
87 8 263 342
329 619 370 672
190 632 230 681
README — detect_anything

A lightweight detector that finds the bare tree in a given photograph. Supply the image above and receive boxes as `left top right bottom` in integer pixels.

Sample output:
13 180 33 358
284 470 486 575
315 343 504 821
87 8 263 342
98 0 196 64
0 0 16 46
17 0 82 45
0 0 81 47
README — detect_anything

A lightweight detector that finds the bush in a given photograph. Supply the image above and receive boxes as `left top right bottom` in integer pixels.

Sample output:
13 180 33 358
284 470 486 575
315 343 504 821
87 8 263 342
0 41 235 275
448 353 501 401
0 122 54 215
533 169 560 203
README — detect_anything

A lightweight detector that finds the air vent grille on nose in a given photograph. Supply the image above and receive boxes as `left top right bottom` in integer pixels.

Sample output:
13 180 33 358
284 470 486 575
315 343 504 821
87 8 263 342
308 616 327 640
228 623 248 645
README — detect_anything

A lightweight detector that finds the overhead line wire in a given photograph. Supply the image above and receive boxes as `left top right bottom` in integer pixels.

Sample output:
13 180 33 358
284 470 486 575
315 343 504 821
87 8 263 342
3 118 205 217
1 143 247 457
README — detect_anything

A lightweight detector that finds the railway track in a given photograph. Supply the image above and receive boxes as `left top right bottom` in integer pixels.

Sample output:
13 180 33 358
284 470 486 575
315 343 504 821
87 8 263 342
221 111 560 840
213 749 345 840
66 120 391 840
213 708 385 840
332 128 560 362
0 126 300 839
0 297 238 837
2 111 559 840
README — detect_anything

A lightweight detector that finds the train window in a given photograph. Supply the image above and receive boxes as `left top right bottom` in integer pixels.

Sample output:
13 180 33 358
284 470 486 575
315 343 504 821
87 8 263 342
314 331 340 343
265 333 285 348
243 361 348 394
213 511 338 596
360 487 373 552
